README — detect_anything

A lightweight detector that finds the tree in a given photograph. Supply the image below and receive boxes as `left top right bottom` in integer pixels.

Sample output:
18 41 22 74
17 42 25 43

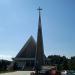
69 56 75 70
47 55 69 70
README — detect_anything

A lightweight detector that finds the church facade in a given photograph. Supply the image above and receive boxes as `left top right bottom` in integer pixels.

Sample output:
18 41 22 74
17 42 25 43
12 8 46 70
13 36 36 70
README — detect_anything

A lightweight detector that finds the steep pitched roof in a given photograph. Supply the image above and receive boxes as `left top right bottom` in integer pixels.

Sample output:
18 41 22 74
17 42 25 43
15 36 36 58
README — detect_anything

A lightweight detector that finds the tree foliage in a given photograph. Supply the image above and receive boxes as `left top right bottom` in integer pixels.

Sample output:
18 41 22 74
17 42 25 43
0 60 11 71
47 55 75 70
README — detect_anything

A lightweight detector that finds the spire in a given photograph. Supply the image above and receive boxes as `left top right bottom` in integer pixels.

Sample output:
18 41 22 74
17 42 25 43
38 8 42 30
35 7 44 67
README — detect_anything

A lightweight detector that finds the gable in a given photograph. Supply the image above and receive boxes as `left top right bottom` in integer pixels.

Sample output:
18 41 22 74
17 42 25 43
15 36 36 58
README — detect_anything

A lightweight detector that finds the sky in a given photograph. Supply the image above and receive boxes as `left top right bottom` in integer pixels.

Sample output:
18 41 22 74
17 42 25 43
0 0 75 60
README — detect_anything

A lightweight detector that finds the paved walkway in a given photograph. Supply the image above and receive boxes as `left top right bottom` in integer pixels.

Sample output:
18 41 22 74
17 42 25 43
0 71 34 75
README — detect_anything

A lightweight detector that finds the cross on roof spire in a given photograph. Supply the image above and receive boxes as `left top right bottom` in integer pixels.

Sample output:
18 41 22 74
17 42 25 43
37 7 42 15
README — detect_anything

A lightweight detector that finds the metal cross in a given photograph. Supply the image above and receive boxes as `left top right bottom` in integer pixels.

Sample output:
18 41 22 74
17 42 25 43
37 7 42 14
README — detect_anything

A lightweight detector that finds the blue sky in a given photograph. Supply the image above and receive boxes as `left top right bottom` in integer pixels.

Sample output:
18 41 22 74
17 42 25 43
0 0 75 60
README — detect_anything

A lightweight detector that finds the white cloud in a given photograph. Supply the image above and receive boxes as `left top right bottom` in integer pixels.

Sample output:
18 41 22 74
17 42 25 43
0 54 13 61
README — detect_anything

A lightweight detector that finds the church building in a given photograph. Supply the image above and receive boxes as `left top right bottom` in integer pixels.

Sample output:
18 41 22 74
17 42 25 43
11 8 46 70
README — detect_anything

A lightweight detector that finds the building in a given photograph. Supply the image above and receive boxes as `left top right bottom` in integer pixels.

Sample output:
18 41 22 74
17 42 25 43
9 7 46 70
13 36 36 70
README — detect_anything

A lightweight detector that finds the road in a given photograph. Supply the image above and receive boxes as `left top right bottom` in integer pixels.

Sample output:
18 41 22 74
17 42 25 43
0 71 34 75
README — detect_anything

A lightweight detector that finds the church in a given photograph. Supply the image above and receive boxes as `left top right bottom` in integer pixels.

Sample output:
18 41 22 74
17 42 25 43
9 8 47 70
